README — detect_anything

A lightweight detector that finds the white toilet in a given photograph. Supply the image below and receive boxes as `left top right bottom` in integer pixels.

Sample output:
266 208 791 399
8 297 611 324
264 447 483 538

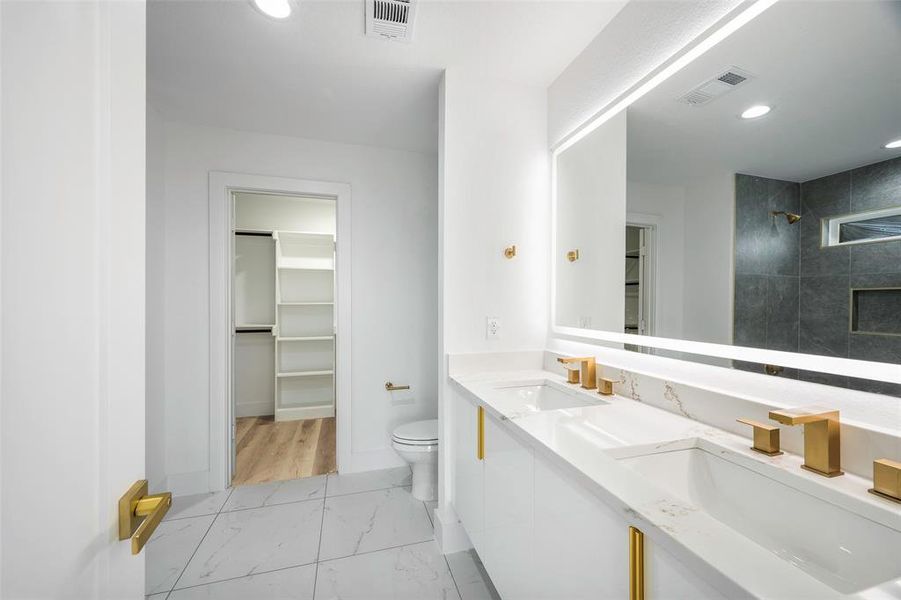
391 419 439 501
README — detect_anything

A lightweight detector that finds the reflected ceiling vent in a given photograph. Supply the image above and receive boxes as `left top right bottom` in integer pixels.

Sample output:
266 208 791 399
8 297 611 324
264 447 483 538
678 66 755 106
365 0 417 43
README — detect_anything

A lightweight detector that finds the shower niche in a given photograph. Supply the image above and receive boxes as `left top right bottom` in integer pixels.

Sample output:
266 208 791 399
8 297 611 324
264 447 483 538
851 288 901 336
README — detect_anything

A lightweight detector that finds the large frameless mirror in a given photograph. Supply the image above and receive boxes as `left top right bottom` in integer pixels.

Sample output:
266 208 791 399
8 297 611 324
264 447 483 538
553 0 901 396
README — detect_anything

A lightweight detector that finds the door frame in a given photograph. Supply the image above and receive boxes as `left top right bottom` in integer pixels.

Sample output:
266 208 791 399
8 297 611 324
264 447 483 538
209 171 352 490
626 213 659 338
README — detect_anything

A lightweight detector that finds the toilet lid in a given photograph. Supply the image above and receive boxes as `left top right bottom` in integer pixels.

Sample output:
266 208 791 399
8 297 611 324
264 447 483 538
393 419 438 442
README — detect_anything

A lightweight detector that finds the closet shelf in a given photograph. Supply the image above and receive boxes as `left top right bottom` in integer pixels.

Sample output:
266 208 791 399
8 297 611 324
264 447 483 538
277 265 334 271
277 335 334 342
277 370 334 378
278 302 334 306
236 323 275 330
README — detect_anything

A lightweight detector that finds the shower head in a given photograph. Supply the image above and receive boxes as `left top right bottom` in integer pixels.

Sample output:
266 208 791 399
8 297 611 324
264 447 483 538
771 211 801 225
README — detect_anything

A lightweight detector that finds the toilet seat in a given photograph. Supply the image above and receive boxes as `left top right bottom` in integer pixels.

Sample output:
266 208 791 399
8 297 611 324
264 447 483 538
391 419 438 446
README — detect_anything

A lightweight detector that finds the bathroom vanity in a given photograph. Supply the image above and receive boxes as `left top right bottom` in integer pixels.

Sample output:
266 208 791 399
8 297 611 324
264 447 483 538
447 353 901 599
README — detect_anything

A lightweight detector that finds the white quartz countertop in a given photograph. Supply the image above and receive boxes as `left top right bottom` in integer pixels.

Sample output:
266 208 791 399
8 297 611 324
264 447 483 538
450 368 901 600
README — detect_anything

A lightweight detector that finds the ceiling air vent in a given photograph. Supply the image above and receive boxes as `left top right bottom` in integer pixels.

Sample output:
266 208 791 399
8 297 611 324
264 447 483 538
365 0 417 43
678 66 755 106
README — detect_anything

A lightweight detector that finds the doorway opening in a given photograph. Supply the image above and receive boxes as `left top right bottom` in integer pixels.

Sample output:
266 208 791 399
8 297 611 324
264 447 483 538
625 223 656 347
231 191 338 486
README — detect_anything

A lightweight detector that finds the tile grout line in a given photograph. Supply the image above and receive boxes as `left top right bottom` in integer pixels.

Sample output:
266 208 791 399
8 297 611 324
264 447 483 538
159 471 415 597
167 561 320 595
166 538 438 597
443 553 464 600
318 538 437 566
169 475 412 521
311 475 330 599
165 487 235 596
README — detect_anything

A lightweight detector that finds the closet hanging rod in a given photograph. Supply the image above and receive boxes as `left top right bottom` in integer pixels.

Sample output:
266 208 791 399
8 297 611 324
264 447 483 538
236 327 273 333
234 230 273 237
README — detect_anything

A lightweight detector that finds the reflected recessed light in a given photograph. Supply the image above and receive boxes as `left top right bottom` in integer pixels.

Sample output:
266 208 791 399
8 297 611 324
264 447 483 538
885 139 901 149
741 105 771 119
252 0 292 19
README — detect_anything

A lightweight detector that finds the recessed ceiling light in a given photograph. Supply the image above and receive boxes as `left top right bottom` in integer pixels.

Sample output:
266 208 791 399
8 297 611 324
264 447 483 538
885 139 901 149
252 0 292 19
741 105 771 119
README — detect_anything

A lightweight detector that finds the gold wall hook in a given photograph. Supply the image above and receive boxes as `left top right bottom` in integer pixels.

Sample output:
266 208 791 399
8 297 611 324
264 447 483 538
118 480 171 555
566 249 580 262
504 245 516 259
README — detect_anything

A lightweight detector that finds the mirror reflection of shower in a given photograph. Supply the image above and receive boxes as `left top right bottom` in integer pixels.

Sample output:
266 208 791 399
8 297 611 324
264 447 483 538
771 210 802 225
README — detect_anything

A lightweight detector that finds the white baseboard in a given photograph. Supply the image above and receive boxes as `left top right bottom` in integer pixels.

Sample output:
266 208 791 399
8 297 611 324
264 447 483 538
166 469 214 496
235 401 274 418
340 448 406 474
275 404 335 421
434 503 472 554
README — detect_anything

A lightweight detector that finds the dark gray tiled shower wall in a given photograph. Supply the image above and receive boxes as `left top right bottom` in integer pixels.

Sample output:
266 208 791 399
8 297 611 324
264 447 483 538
733 156 901 396
733 174 801 355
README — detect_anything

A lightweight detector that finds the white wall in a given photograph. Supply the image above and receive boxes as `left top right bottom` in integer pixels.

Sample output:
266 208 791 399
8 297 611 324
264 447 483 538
441 70 549 356
147 119 438 493
234 192 337 234
626 180 686 339
682 172 734 345
555 111 626 332
437 69 549 550
147 106 168 492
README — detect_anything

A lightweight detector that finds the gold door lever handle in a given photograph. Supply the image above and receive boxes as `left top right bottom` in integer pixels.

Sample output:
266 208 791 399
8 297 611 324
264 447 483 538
119 480 172 555
385 382 410 391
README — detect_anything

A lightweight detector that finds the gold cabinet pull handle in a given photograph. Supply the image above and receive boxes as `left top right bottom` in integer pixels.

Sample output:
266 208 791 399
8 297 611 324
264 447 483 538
629 526 644 600
119 480 172 555
477 406 485 460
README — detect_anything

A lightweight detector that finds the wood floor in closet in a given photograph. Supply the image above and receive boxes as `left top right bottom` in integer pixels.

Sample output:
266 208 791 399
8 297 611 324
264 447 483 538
232 416 337 486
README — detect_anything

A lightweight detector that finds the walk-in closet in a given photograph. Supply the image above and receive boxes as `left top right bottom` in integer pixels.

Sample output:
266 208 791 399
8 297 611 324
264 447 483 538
232 191 337 485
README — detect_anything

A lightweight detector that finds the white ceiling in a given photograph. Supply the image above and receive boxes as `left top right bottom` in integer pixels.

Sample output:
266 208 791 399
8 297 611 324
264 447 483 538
627 0 901 185
148 0 627 154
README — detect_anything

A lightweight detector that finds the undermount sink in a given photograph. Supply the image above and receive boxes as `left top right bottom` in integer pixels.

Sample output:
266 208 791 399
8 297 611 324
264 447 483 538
615 441 901 594
491 381 602 416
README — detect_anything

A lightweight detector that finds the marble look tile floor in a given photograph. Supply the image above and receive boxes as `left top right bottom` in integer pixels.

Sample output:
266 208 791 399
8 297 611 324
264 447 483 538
147 466 500 600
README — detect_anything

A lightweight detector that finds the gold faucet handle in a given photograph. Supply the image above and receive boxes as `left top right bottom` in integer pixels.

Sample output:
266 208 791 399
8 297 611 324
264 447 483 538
768 406 838 425
737 418 783 456
869 459 901 504
598 377 615 396
558 357 587 385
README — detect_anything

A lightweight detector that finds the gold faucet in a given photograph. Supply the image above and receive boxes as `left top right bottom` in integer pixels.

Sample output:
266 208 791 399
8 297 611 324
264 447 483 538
769 406 843 477
557 356 597 390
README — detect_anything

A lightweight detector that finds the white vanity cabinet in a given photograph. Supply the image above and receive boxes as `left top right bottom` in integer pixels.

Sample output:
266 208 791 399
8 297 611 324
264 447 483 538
482 413 534 599
453 392 485 554
645 543 726 600
452 392 725 600
532 457 628 599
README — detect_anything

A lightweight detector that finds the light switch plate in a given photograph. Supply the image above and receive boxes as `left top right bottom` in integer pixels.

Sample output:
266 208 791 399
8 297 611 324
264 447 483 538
486 317 500 340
